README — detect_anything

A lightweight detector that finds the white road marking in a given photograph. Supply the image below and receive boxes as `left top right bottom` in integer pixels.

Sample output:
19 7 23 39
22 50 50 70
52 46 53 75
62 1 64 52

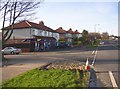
112 44 118 49
92 50 97 66
92 50 95 54
109 71 118 88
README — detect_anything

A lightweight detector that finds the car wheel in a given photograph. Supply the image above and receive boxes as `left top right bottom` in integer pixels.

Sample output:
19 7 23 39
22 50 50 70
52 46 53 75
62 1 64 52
11 51 14 55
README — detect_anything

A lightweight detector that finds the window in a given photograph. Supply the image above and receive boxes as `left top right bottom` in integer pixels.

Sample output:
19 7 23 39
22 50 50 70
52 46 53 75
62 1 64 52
44 31 47 36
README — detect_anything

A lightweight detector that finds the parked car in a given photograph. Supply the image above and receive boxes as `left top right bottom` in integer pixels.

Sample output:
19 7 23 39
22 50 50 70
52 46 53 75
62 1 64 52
1 47 22 55
100 41 104 45
56 42 66 48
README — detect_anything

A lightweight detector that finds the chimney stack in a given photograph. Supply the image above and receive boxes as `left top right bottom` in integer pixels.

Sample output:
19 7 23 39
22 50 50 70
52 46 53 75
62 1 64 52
39 21 44 26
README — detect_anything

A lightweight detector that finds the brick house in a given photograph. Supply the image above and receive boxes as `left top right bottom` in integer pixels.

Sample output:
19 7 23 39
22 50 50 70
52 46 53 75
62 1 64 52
3 20 60 52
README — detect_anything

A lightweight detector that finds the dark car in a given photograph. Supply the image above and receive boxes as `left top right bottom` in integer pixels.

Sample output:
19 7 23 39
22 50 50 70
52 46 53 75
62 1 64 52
56 42 66 48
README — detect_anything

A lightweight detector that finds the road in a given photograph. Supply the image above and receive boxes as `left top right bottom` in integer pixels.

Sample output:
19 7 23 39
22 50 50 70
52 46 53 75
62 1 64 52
1 41 119 88
94 43 119 88
1 47 96 81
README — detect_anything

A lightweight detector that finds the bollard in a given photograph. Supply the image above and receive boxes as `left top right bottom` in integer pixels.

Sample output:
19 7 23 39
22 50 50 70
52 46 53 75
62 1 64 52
85 58 90 70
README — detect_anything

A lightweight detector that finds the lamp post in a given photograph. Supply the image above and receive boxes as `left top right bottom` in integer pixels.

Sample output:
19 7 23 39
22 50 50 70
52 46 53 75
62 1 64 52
94 24 100 33
93 24 100 45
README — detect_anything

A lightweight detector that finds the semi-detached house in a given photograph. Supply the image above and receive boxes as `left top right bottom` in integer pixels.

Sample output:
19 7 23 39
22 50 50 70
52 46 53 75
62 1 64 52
73 30 82 38
66 28 74 44
4 20 60 52
55 27 82 46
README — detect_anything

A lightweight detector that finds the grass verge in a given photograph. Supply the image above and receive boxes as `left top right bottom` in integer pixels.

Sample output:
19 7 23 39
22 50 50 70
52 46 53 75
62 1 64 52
2 68 89 88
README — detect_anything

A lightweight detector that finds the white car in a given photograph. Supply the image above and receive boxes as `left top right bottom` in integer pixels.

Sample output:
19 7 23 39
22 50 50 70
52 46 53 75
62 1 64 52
100 42 104 45
1 47 22 55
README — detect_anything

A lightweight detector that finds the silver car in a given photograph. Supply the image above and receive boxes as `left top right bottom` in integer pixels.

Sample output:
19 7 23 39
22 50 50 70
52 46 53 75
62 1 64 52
1 47 22 55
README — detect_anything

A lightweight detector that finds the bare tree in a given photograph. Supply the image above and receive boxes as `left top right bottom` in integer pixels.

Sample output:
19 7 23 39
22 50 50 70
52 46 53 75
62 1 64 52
0 0 43 47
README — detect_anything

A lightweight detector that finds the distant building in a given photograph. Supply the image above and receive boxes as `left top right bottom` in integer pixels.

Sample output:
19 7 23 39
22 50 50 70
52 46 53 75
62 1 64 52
109 35 118 40
88 32 101 40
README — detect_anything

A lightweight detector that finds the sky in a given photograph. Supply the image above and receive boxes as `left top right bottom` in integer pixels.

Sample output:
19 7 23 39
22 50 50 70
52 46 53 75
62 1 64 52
33 0 118 36
0 0 119 36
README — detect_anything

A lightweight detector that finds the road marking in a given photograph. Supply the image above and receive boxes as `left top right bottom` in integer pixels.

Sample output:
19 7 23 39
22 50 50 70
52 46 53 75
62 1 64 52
92 50 95 54
92 50 97 66
112 44 118 49
109 71 118 88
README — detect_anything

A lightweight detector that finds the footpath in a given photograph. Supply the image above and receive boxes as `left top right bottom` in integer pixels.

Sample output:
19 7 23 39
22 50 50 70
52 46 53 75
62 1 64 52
88 66 103 88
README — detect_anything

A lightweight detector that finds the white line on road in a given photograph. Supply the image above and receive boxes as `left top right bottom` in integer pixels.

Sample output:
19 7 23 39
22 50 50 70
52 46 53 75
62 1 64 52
112 44 118 49
92 50 97 66
109 71 118 88
92 50 95 54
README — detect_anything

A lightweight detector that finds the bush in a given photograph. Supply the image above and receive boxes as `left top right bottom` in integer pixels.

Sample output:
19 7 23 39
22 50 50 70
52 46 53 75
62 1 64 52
72 41 78 45
93 39 100 46
78 41 82 46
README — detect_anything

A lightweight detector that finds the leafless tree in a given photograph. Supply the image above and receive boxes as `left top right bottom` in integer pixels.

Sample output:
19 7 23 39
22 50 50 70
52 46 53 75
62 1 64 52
0 0 43 46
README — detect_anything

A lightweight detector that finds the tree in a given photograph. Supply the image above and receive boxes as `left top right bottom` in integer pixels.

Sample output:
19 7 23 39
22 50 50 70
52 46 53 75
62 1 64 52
0 0 43 46
81 29 89 45
82 29 88 36
0 0 43 63
101 32 109 40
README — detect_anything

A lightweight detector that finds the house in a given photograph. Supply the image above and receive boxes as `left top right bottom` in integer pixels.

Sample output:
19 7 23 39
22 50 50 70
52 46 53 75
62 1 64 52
3 20 60 52
55 27 66 42
73 30 82 38
109 35 118 40
66 28 74 44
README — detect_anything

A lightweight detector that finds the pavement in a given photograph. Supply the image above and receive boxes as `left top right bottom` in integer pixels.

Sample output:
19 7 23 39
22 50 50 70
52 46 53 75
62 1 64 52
88 67 102 88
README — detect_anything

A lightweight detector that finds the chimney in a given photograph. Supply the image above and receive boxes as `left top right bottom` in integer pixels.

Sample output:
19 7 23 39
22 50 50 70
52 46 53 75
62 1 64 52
39 21 44 26
75 30 78 32
69 28 72 30
58 27 62 29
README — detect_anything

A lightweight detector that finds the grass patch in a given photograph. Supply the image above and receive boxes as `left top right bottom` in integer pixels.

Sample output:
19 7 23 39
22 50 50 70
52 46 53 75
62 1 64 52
2 68 89 88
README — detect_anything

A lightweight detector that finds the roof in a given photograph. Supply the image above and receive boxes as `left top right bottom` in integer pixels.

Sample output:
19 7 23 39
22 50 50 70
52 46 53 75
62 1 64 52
74 30 80 34
4 21 55 32
66 28 74 34
55 27 66 34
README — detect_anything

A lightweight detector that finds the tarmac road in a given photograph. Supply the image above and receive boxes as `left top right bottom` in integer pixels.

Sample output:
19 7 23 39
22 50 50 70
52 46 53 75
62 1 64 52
1 47 95 82
1 42 119 88
94 44 119 88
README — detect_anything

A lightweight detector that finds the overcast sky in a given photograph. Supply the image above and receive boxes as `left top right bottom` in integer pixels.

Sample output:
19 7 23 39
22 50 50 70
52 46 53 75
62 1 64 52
0 0 119 36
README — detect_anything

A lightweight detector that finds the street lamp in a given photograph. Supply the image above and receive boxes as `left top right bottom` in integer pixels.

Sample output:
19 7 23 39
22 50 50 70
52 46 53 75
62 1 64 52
94 24 100 33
